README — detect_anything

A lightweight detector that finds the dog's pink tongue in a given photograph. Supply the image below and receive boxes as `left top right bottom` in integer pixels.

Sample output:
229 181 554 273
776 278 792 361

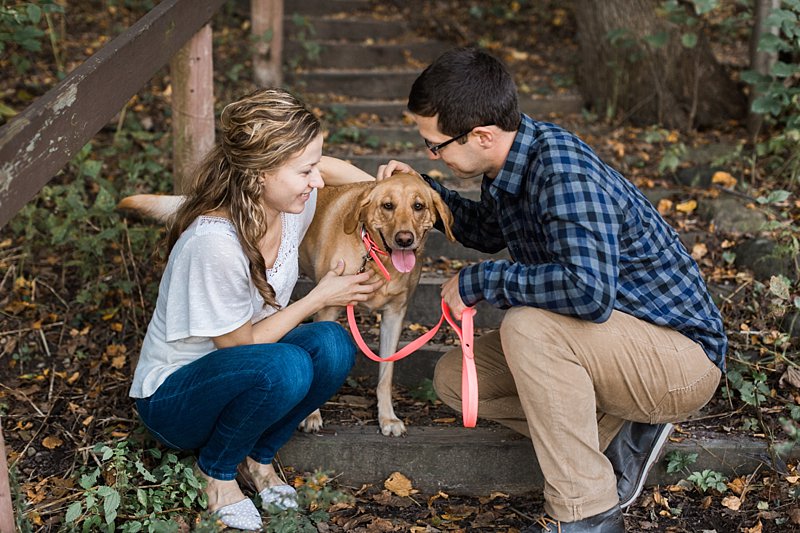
391 249 416 273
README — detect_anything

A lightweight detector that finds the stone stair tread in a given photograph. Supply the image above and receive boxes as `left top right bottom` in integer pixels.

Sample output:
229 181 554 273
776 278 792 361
284 0 373 17
285 17 412 41
281 425 798 495
297 67 425 74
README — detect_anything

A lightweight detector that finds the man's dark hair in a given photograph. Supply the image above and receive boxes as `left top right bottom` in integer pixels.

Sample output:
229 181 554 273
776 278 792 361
408 47 521 135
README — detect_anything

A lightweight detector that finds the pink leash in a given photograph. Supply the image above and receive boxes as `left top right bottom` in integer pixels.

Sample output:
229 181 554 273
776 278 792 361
345 228 478 427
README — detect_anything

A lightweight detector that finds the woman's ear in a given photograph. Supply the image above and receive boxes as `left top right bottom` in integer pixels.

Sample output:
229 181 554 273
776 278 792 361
432 193 455 241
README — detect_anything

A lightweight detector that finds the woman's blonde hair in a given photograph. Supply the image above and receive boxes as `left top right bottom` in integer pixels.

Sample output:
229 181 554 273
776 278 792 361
167 87 321 310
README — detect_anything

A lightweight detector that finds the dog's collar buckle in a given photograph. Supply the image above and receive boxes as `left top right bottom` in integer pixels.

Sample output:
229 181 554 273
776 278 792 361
359 226 391 281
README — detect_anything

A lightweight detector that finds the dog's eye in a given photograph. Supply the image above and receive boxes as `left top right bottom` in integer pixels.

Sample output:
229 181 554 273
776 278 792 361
413 202 424 211
383 202 394 210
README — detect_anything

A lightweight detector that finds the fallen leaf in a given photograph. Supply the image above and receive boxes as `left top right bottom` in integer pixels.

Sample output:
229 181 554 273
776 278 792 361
701 495 713 509
675 199 697 214
385 471 416 497
433 417 456 424
744 520 762 533
722 495 742 510
691 242 708 260
42 435 64 449
779 367 800 389
712 171 737 188
657 198 673 215
728 476 746 495
790 507 800 525
111 354 126 369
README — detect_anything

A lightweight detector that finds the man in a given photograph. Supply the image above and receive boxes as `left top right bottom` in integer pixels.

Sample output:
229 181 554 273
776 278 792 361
377 47 726 533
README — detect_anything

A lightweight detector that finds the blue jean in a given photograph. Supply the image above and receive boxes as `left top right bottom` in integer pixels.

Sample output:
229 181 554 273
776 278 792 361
135 321 355 480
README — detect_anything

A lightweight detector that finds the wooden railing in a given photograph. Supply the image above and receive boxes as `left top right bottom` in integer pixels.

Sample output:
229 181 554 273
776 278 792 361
0 1 284 529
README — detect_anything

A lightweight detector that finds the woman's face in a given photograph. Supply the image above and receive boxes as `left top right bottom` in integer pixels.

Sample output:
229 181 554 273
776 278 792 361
261 133 324 216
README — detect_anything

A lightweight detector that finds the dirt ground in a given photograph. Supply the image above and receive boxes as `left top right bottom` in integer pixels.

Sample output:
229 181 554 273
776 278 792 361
2 1 800 532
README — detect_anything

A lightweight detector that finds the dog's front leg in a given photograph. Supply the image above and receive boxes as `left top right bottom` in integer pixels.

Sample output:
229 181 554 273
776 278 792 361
377 307 407 436
297 306 341 433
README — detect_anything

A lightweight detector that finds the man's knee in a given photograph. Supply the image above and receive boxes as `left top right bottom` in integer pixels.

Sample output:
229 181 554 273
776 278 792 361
500 307 566 370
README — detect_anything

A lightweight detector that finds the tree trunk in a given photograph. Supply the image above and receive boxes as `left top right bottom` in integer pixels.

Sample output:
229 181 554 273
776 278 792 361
574 0 746 130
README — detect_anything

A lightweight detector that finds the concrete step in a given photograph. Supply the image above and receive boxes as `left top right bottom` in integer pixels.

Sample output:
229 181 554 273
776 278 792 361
285 41 451 69
322 125 421 149
293 274 507 328
284 0 373 18
335 153 452 178
291 69 422 99
522 93 584 117
315 99 409 122
281 425 799 496
350 343 445 388
423 230 510 261
285 15 407 42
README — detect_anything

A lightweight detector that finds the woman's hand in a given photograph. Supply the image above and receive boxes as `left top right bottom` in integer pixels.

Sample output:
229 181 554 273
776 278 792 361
308 259 384 309
376 160 420 181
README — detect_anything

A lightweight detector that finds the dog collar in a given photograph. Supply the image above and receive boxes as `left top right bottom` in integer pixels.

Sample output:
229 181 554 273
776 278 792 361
359 226 392 281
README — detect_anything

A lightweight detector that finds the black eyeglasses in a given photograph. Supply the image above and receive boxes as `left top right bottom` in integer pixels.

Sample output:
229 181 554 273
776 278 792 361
424 130 472 156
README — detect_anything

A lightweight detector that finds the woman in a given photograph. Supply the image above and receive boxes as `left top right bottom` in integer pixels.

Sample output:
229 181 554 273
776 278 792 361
129 88 380 530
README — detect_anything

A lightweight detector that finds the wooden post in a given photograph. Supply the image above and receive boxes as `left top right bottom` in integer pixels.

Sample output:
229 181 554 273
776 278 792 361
251 0 283 87
169 24 216 193
0 422 15 533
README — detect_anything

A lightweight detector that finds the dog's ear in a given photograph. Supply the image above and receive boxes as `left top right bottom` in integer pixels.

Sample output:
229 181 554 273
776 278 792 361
431 193 455 241
343 189 371 235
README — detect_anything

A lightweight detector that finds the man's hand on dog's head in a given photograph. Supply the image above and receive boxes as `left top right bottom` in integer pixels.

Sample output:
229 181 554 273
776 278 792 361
376 160 420 181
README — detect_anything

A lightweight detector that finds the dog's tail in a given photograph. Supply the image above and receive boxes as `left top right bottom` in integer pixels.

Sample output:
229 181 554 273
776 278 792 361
117 194 185 222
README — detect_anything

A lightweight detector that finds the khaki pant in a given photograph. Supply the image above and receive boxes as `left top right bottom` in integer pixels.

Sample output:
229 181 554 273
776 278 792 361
433 307 721 521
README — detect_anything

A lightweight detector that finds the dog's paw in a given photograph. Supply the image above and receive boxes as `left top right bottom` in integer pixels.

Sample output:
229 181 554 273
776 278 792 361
379 416 406 437
298 410 323 433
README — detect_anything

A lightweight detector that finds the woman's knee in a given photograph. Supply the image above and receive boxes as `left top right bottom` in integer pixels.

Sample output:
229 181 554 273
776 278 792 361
255 345 314 403
307 321 356 375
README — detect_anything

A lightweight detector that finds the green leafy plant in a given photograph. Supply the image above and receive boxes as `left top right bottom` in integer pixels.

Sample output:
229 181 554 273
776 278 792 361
9 465 34 533
409 378 438 404
64 441 209 532
8 132 167 315
0 0 65 74
327 125 380 149
742 1 800 189
686 469 729 493
723 362 771 407
263 471 353 532
665 450 699 475
665 452 728 497
287 14 321 70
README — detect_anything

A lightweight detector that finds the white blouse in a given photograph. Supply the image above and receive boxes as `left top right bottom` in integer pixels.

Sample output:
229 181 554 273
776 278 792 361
130 190 317 398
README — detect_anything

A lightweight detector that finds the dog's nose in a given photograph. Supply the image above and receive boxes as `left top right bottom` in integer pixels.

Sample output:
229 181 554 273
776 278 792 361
394 231 414 248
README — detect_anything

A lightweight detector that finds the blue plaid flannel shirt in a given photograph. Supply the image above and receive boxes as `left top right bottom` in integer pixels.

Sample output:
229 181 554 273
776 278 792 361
423 114 727 370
